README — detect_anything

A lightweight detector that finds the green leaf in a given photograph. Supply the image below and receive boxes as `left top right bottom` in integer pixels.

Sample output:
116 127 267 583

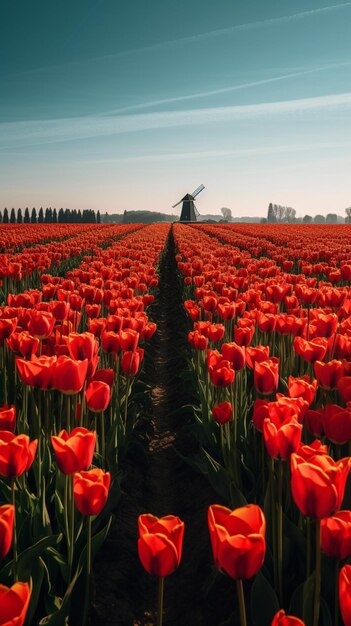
250 571 280 626
0 534 63 582
24 558 45 626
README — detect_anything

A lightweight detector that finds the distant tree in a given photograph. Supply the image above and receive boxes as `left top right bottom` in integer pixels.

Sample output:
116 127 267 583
24 208 30 223
326 213 337 224
31 208 37 223
3 208 9 223
303 214 313 224
314 214 325 224
78 209 82 222
0 211 2 224
10 208 16 223
52 208 57 223
267 203 276 223
38 207 44 223
220 207 232 222
17 208 23 224
44 208 52 223
97 210 101 224
58 208 64 223
345 207 351 224
260 217 267 224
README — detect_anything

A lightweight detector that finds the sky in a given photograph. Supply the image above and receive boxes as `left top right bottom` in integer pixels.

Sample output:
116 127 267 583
1 0 351 218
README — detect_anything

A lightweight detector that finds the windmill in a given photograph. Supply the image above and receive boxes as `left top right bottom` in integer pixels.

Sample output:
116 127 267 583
173 184 205 222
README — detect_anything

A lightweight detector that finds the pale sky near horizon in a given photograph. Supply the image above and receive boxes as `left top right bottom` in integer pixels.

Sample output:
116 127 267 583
1 0 351 218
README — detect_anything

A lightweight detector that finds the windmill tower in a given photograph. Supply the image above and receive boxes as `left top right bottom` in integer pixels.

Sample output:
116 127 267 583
173 184 205 222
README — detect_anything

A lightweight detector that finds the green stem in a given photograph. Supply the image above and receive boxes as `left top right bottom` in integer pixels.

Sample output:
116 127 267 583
306 517 311 578
269 458 278 593
277 459 283 605
11 479 18 582
82 515 92 626
335 559 340 626
101 411 105 468
236 579 247 626
313 519 321 626
64 474 71 561
157 576 164 626
69 474 75 579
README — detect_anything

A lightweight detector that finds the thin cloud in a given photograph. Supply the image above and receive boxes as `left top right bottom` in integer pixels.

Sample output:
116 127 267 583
100 61 351 116
1 91 351 150
71 141 351 165
3 2 351 77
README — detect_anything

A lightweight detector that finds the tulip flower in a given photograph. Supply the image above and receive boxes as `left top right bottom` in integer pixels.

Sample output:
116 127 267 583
208 504 266 580
0 432 37 478
288 375 317 406
138 513 184 578
293 337 328 363
0 582 31 626
188 330 208 350
322 404 351 444
51 427 96 474
245 345 270 369
263 417 302 460
254 358 279 395
321 511 351 560
16 355 56 389
85 381 111 413
290 452 351 519
212 402 233 425
0 504 14 560
208 504 266 626
222 342 246 371
337 376 351 403
52 355 88 395
121 347 144 377
67 332 99 378
314 359 344 390
271 610 305 625
0 404 16 432
27 310 55 339
339 565 351 626
73 468 110 516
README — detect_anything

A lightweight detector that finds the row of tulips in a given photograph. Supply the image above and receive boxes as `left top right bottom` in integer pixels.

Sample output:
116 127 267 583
0 223 169 624
173 222 351 625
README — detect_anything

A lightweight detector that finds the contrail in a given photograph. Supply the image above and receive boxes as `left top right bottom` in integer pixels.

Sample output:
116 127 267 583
99 61 351 116
1 91 351 150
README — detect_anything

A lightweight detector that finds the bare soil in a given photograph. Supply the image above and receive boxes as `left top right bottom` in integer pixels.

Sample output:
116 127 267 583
92 228 233 626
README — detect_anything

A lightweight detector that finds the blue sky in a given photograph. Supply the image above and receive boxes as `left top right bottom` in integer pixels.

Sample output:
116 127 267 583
1 0 351 217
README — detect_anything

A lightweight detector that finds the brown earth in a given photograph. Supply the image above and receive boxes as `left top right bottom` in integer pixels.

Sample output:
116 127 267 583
91 227 234 626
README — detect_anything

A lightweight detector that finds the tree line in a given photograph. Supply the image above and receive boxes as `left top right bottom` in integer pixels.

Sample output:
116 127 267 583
264 203 351 224
0 208 101 224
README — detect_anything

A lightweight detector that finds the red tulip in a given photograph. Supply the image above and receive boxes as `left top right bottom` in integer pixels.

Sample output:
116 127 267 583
51 427 95 474
322 404 351 444
52 355 88 394
271 609 305 625
0 504 14 560
0 432 37 478
0 405 16 432
208 504 266 579
212 402 233 425
288 375 317 406
27 310 55 339
337 376 351 403
293 337 328 363
0 582 31 626
16 355 56 389
314 360 344 389
263 417 302 460
73 468 110 516
221 342 246 371
85 381 111 413
339 564 351 626
121 347 144 377
254 358 279 395
321 511 351 559
290 452 351 519
138 514 184 577
188 331 208 350
245 345 270 369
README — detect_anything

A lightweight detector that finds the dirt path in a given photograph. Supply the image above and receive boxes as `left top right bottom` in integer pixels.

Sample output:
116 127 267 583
92 226 231 626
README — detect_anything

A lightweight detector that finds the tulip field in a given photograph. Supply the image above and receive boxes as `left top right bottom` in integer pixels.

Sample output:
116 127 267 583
1 222 351 626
